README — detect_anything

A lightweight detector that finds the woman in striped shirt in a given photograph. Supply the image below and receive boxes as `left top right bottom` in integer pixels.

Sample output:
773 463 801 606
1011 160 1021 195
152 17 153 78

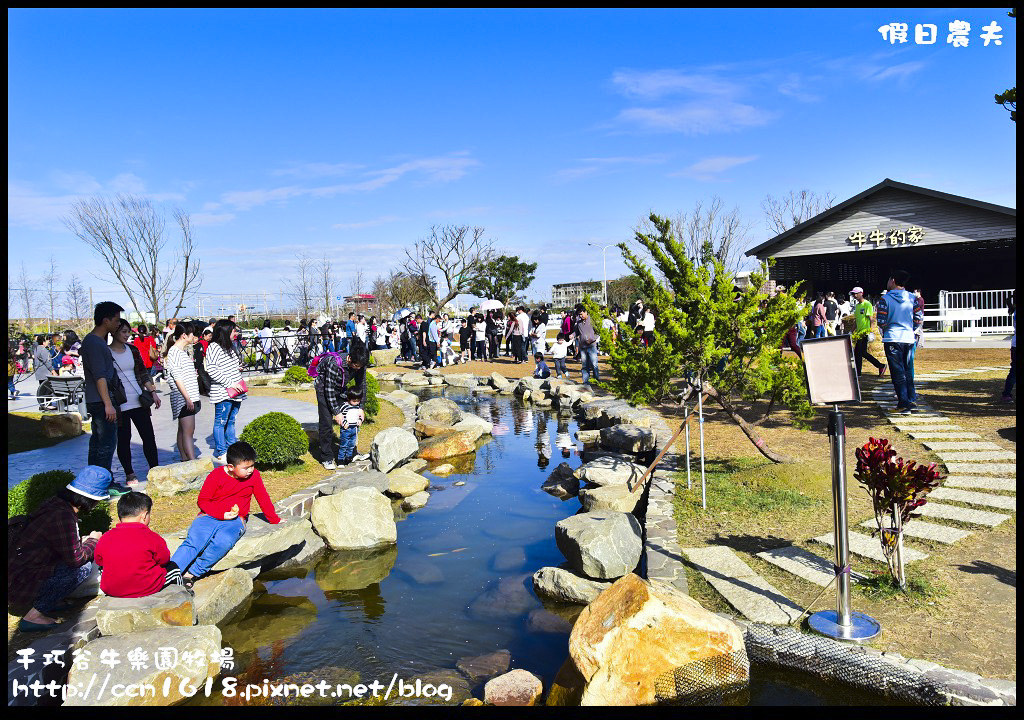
205 319 247 465
164 321 200 461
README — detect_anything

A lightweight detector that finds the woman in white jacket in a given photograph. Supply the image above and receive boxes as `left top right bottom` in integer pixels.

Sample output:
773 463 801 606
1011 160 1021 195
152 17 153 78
205 319 247 464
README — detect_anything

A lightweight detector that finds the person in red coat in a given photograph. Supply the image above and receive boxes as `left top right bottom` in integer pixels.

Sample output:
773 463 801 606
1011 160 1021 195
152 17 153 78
95 492 183 597
170 441 280 586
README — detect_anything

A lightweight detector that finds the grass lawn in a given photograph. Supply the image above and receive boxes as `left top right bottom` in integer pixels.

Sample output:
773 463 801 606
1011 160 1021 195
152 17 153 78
662 346 1015 679
8 412 91 456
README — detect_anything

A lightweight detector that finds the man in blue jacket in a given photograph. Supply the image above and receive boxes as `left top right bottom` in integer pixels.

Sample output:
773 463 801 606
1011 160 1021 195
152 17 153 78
876 270 923 413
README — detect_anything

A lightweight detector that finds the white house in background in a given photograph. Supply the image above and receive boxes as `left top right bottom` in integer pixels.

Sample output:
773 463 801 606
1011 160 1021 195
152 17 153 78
551 281 603 309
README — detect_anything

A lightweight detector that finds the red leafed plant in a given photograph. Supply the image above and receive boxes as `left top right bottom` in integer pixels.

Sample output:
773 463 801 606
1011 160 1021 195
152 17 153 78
854 437 943 585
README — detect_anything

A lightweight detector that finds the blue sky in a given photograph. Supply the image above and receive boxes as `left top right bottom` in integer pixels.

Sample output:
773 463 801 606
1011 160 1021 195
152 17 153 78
8 8 1017 317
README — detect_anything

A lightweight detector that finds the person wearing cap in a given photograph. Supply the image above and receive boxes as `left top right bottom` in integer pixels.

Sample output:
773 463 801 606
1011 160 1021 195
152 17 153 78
852 287 886 377
7 466 109 632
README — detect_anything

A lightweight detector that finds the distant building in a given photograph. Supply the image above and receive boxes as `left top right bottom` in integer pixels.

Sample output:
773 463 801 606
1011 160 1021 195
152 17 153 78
551 281 604 309
344 294 377 314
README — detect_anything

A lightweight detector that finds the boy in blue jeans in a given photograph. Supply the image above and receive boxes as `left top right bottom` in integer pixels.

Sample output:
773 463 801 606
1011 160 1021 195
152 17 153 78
337 389 366 465
170 441 280 586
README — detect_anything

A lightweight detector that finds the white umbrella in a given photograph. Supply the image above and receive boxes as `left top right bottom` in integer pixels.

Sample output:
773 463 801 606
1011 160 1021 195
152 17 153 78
480 299 503 311
393 308 413 322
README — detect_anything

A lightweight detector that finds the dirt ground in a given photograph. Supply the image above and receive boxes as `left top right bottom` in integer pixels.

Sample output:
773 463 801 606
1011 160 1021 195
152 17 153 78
656 346 1016 680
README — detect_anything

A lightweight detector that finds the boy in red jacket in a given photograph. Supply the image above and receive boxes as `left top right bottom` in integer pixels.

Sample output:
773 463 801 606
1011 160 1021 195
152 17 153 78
95 492 183 597
170 441 280 586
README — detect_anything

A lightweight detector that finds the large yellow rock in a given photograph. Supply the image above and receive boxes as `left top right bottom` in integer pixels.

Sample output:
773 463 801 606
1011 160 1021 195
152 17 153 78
417 429 479 460
40 412 83 438
569 573 748 706
415 420 455 437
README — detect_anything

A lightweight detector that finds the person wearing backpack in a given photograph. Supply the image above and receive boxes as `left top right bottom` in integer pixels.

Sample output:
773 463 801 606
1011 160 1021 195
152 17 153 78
312 342 368 469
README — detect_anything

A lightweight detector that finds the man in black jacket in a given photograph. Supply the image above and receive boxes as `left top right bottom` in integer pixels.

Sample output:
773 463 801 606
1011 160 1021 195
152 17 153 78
314 342 368 470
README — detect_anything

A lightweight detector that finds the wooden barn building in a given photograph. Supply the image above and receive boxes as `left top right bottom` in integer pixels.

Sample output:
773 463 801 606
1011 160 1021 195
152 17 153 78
746 179 1016 299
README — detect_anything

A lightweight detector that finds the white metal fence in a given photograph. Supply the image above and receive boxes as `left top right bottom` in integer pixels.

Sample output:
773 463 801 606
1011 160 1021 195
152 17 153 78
925 288 1015 336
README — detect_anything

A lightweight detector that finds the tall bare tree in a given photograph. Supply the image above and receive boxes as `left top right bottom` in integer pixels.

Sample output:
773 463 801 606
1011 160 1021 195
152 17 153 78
63 194 202 323
647 197 750 275
41 256 61 333
349 268 366 297
761 189 836 235
17 262 36 329
402 225 494 311
284 253 316 319
64 274 90 332
316 254 337 318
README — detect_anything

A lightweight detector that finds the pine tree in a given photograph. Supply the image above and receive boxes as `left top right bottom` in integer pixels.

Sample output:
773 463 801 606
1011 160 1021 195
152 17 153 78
585 213 811 463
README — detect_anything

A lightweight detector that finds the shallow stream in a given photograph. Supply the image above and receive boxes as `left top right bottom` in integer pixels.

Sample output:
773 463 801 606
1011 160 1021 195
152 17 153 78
188 386 896 706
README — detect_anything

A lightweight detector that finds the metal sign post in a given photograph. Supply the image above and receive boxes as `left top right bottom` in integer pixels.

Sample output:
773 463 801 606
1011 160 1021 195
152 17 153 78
698 378 707 510
801 335 881 643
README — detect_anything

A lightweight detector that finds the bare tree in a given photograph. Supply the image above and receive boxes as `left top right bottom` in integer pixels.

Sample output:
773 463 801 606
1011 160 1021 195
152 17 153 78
64 274 90 331
41 256 61 333
349 268 366 297
402 225 494 311
647 197 751 275
17 262 36 329
761 189 836 235
63 194 202 323
316 254 337 318
284 253 316 319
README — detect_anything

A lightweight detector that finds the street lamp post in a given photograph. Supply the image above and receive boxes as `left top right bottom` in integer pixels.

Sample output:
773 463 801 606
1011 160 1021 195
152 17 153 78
587 242 616 307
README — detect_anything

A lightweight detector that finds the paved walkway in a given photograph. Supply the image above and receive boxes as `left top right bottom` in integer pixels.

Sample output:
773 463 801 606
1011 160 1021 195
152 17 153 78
8 375 318 489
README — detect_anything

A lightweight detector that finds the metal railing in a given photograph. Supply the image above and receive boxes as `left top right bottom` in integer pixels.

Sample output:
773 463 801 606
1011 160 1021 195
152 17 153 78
937 288 1015 334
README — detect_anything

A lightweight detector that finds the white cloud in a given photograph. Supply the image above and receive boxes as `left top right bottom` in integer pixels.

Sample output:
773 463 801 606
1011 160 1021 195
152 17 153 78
616 102 774 135
869 60 926 82
271 162 364 178
217 152 480 211
553 154 669 183
611 69 740 99
190 212 237 227
332 215 401 230
672 155 759 181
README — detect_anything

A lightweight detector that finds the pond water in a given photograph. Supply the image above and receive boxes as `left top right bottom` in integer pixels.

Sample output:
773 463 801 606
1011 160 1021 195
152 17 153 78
188 386 896 706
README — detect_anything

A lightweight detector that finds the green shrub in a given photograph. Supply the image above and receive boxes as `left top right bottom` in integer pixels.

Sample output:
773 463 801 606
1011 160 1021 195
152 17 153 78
283 365 311 385
352 372 380 420
8 469 112 534
240 411 310 466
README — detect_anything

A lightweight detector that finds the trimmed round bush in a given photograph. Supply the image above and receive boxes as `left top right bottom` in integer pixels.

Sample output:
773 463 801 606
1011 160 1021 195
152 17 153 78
355 373 380 420
8 469 112 534
283 365 311 385
240 411 310 466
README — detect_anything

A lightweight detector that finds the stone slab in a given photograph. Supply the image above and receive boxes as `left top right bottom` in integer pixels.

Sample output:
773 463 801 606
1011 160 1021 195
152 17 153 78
811 531 928 564
929 487 1016 511
922 441 1004 451
886 412 946 420
936 451 1016 462
907 431 981 440
755 545 861 588
943 476 1016 492
886 415 951 424
858 518 971 545
916 502 1010 527
891 423 963 433
942 463 1016 476
682 546 802 624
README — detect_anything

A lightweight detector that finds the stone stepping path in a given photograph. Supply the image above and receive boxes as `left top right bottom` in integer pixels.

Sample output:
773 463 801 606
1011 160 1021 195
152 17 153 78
682 546 803 624
907 431 981 439
811 531 929 564
936 451 1016 462
930 487 1016 511
858 518 972 545
886 412 947 420
923 441 1004 451
943 462 1016 476
891 423 962 433
917 502 1011 527
755 545 865 588
944 476 1016 492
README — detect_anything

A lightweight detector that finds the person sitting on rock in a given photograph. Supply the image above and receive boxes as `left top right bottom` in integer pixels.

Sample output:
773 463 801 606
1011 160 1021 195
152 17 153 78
533 352 551 380
170 441 280 588
94 491 183 598
8 466 108 632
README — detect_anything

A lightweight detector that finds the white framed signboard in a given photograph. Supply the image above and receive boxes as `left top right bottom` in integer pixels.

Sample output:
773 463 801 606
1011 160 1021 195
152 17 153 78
801 334 861 405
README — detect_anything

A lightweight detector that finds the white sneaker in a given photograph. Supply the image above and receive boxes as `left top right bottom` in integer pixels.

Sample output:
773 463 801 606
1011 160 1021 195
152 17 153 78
322 460 337 470
353 453 370 461
212 455 227 465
